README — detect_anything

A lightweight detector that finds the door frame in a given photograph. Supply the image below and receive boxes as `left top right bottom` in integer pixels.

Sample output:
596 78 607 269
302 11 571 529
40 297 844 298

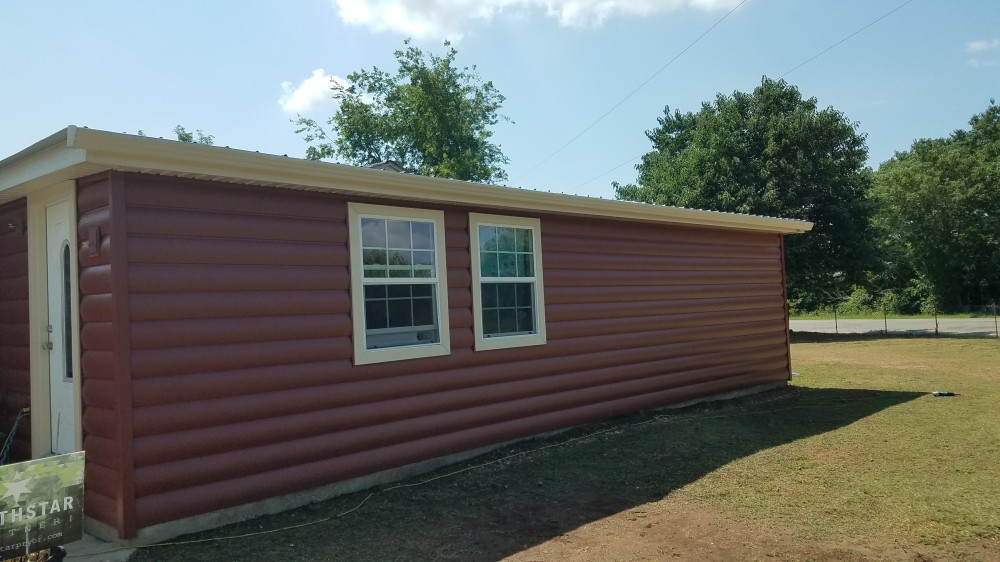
27 180 82 457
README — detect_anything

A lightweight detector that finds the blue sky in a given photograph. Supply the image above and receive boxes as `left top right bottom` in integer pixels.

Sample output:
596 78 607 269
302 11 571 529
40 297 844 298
1 0 997 198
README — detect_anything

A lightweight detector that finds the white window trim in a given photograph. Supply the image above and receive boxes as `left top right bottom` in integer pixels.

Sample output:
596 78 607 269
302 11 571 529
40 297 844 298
469 213 547 351
348 203 451 365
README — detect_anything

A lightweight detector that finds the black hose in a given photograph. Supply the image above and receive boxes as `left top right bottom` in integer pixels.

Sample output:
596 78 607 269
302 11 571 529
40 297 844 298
0 408 30 465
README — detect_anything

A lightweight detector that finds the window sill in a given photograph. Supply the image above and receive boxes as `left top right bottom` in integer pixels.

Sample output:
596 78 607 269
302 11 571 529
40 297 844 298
474 333 547 352
353 341 451 365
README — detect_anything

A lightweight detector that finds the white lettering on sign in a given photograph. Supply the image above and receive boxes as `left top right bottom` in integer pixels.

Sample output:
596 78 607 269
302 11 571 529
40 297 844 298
0 497 75 526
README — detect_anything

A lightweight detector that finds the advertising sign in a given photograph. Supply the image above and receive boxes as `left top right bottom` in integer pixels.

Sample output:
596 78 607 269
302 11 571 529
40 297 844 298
0 453 84 562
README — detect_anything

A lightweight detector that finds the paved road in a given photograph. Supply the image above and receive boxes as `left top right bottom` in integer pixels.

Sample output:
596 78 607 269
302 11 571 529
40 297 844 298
790 318 999 337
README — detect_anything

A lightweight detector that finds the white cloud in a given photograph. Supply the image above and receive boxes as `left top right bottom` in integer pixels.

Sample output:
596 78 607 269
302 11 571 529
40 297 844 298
333 0 741 40
968 58 997 68
966 38 1000 53
279 69 350 114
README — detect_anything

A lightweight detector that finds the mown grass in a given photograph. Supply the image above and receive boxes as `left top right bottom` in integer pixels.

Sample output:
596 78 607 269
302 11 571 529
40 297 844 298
678 337 1000 558
127 338 1000 561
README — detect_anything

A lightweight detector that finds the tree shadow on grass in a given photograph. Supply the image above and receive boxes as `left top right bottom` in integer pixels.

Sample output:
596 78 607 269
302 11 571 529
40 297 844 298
131 386 925 562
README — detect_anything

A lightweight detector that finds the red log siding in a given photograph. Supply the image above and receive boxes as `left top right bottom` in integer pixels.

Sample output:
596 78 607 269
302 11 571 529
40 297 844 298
111 173 789 534
77 175 121 531
0 199 30 462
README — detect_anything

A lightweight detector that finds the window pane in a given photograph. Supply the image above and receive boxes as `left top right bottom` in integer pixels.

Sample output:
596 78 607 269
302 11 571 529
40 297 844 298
388 250 413 278
363 249 387 265
499 253 517 277
363 249 388 278
412 297 434 326
481 252 499 277
388 250 412 266
481 283 498 308
413 250 434 267
387 285 411 299
364 285 386 299
515 228 533 252
515 283 533 307
480 281 536 338
413 250 435 278
387 220 411 249
411 222 434 249
365 299 388 330
364 283 439 347
361 218 386 247
62 243 73 380
517 308 534 333
498 309 518 334
497 283 516 307
388 299 413 328
516 253 533 277
479 225 497 251
497 227 516 251
482 308 500 336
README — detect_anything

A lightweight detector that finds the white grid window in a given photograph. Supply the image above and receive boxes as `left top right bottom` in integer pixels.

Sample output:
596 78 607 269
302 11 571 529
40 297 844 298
470 214 546 351
349 204 450 364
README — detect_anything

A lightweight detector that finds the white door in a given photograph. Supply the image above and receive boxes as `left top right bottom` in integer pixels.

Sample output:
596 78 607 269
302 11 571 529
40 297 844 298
45 200 76 454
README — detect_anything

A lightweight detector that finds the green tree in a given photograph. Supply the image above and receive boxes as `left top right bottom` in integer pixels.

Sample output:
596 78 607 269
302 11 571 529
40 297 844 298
172 125 214 145
137 126 214 145
295 40 510 183
614 77 874 310
873 101 1000 310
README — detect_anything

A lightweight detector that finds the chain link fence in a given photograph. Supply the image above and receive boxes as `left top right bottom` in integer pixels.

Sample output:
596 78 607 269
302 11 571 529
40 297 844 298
790 303 1000 338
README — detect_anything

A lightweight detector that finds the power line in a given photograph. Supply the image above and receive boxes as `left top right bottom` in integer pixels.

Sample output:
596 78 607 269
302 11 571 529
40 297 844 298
780 0 916 78
572 153 643 191
574 0 918 191
514 0 749 184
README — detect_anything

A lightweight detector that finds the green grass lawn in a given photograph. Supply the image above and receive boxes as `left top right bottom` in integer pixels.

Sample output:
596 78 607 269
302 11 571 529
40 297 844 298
126 337 1000 561
683 336 1000 558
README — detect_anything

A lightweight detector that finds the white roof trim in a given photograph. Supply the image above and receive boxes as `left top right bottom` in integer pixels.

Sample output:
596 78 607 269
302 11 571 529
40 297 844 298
0 127 813 234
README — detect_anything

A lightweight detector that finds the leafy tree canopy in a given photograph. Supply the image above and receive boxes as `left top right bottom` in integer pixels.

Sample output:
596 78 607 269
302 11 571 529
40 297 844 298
137 126 214 145
295 40 510 183
172 125 214 145
872 100 1000 309
614 77 874 308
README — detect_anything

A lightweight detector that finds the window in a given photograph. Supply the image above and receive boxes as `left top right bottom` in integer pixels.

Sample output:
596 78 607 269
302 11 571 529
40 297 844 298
62 241 73 380
469 214 546 351
349 203 450 364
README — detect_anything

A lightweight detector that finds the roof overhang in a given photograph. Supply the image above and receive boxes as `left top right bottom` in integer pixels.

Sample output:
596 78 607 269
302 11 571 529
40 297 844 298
0 127 813 234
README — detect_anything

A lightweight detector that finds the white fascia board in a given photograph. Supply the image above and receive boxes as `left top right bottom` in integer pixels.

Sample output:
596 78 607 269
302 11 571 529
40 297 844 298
0 129 87 203
6 127 813 234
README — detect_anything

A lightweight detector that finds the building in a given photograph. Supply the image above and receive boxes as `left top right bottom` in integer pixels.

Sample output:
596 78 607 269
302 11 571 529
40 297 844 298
0 127 811 543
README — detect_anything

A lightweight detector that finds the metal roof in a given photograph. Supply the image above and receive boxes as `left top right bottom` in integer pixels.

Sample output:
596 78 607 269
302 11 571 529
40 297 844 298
0 127 813 234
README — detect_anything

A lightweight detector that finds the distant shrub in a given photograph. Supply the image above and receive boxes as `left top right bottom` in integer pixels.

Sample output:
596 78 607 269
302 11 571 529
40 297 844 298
839 287 876 315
